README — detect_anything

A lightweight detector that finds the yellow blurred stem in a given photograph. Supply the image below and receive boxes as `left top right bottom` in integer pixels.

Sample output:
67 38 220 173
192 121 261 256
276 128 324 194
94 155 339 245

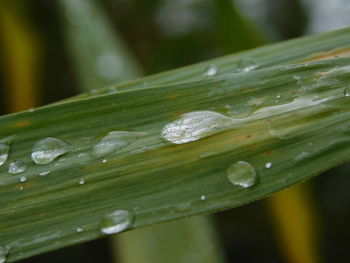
267 183 319 263
0 2 42 112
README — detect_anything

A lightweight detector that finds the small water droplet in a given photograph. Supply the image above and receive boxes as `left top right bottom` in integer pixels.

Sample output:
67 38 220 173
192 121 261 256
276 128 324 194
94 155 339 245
38 170 51 176
31 137 71 164
173 202 192 212
19 186 24 190
0 246 10 263
19 176 27 182
204 64 218 76
76 227 83 233
8 160 26 174
344 87 350 97
227 161 257 188
162 111 234 144
236 58 259 72
91 131 145 157
0 142 9 167
79 178 85 185
102 159 107 163
200 195 206 201
100 210 134 234
265 162 272 168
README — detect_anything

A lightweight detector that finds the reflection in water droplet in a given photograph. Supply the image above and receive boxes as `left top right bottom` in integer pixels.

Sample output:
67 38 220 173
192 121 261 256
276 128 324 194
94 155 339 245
0 142 9 167
92 131 145 157
102 159 108 163
100 210 134 234
204 64 218 76
8 160 26 174
162 111 234 144
265 162 272 168
39 170 51 176
19 176 27 182
236 58 259 72
31 137 71 164
227 161 257 188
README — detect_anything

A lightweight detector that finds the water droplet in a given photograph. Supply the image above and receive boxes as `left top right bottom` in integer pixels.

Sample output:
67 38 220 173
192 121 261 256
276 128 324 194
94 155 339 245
162 111 234 144
76 227 83 233
31 137 71 164
227 161 257 188
0 142 9 167
79 178 85 185
100 210 134 234
19 176 27 182
294 151 310 161
91 131 145 157
204 64 218 76
0 246 10 263
102 159 107 163
265 162 272 168
39 170 51 176
19 186 24 190
173 202 192 212
8 160 26 174
200 195 206 201
236 58 259 72
344 87 350 97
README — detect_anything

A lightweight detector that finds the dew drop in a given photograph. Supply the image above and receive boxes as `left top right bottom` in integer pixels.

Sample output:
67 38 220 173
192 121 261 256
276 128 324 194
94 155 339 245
265 162 272 168
200 195 206 201
91 131 145 157
227 161 257 188
19 176 27 182
8 160 26 174
173 202 192 212
102 159 107 163
0 142 9 167
162 111 234 144
204 64 218 76
79 178 85 185
39 170 51 176
76 227 83 233
236 58 259 72
31 137 71 164
100 210 134 234
0 246 10 263
344 87 350 97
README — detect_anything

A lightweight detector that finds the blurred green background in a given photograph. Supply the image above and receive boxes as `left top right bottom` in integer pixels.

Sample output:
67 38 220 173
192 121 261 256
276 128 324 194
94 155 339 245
0 0 350 262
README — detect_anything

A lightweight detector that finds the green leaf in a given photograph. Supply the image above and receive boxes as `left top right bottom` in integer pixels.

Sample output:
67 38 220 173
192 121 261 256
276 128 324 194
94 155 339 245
1 31 350 262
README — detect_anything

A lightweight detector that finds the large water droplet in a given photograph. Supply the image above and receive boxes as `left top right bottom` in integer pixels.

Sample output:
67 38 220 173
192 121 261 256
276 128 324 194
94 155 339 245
100 210 134 234
162 111 234 144
0 246 10 263
204 64 218 76
236 58 259 72
227 161 257 188
8 160 26 174
31 137 71 164
91 131 144 157
0 142 9 167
